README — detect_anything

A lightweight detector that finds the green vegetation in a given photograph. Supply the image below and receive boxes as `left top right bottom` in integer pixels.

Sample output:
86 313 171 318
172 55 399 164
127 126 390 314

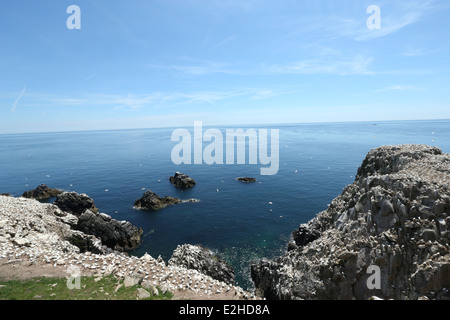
0 275 173 300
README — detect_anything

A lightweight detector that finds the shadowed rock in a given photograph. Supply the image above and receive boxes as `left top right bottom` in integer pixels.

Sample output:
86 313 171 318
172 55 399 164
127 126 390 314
52 190 142 252
170 172 196 189
134 190 182 211
291 223 321 247
76 210 143 252
54 192 98 216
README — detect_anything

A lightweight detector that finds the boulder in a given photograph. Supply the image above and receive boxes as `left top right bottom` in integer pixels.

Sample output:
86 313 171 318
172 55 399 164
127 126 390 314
54 192 98 216
22 184 63 200
170 172 196 189
76 210 143 252
141 282 160 296
134 190 181 211
137 288 151 299
168 244 235 285
124 274 142 287
65 231 105 254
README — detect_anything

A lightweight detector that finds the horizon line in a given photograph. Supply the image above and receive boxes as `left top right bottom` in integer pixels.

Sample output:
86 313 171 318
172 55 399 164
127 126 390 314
1 118 449 136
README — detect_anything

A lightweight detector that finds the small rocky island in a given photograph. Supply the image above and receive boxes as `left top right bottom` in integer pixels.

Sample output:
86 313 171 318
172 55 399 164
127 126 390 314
251 145 450 300
133 190 199 211
170 172 196 189
134 190 182 211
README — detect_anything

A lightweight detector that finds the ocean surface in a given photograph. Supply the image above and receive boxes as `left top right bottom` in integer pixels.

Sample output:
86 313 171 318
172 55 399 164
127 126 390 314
1 120 449 289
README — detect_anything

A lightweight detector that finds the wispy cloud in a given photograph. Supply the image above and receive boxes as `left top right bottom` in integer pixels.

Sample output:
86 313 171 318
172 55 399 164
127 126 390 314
266 54 375 76
84 74 95 81
213 35 237 49
17 87 295 111
374 84 426 93
164 64 236 76
148 59 242 76
398 48 437 57
11 86 26 112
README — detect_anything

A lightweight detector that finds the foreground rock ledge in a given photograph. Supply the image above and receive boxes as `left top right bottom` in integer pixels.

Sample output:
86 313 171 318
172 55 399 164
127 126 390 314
251 145 450 300
0 196 254 300
169 244 236 286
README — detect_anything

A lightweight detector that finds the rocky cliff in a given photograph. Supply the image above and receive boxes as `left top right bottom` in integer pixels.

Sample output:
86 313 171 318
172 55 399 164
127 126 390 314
251 145 450 300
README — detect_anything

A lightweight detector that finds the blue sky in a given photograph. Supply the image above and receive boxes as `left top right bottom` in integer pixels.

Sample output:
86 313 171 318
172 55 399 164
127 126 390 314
1 0 450 133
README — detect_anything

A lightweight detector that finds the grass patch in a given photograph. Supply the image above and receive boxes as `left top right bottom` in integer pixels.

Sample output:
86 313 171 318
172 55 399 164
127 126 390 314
0 275 173 300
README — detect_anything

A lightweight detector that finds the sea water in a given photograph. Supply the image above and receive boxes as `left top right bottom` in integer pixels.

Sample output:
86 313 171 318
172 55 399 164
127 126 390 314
1 119 449 289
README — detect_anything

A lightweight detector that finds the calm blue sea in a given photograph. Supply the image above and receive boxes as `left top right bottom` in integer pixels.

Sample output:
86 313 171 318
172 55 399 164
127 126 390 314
1 120 449 289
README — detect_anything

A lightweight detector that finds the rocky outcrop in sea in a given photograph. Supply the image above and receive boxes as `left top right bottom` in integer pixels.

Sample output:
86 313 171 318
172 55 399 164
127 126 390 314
22 184 63 200
134 190 182 211
134 190 199 211
170 172 196 189
251 145 450 300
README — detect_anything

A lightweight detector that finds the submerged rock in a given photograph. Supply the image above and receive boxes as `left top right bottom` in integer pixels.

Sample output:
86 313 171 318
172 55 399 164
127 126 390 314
251 145 450 300
236 177 257 183
22 184 63 200
170 172 196 189
169 244 235 285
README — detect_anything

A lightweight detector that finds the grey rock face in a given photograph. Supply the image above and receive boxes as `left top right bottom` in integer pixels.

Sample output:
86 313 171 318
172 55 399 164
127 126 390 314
169 244 236 285
251 145 450 300
170 172 196 189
